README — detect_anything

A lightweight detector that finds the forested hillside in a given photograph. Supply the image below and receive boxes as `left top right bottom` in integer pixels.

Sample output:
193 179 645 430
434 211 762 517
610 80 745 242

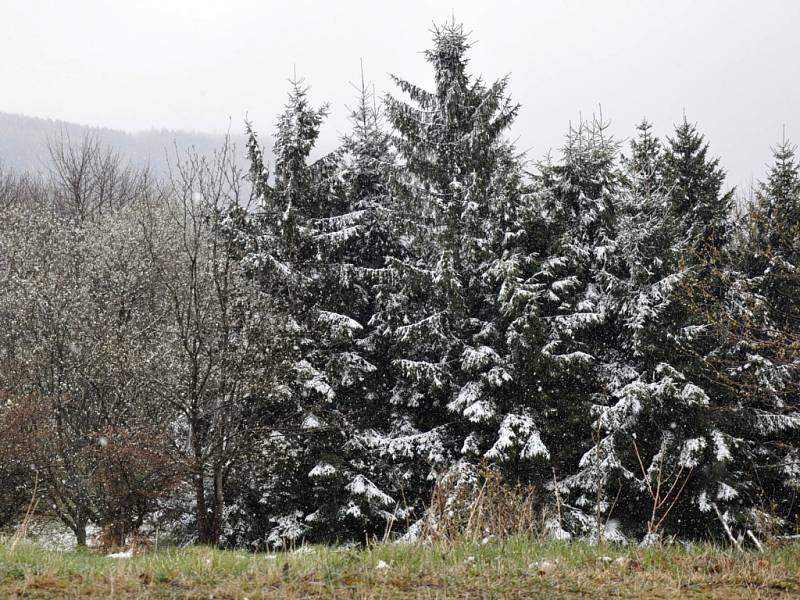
0 22 797 551
0 111 250 176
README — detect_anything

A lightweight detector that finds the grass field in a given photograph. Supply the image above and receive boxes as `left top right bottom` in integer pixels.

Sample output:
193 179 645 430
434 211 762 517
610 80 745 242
1 538 799 599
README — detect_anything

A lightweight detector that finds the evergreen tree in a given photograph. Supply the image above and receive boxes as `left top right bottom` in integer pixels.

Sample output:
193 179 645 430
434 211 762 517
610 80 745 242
554 120 706 542
562 122 800 545
546 120 761 544
378 22 544 526
299 72 405 542
236 77 338 548
662 116 734 259
623 119 665 196
533 117 625 538
751 134 800 323
715 136 800 532
237 74 409 546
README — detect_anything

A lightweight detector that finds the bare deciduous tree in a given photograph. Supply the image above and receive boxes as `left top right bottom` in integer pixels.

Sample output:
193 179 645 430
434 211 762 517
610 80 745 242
142 138 289 545
48 130 152 220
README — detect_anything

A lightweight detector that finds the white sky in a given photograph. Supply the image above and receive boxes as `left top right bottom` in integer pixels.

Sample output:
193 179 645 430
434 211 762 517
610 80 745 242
2 0 799 189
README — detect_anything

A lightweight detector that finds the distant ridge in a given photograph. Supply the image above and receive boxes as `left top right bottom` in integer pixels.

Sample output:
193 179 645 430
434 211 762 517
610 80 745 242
0 111 257 177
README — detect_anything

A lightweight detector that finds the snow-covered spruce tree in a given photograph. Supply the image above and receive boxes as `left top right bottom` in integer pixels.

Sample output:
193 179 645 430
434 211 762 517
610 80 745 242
743 136 800 526
575 121 788 544
540 119 761 544
235 76 403 547
662 116 734 260
547 119 708 543
531 117 624 539
296 73 406 543
748 135 800 327
703 136 800 534
598 121 705 542
624 119 665 196
653 119 772 540
378 22 547 530
230 77 333 548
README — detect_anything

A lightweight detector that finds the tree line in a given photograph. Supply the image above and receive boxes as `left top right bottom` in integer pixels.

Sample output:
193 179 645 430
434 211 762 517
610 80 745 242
0 22 797 549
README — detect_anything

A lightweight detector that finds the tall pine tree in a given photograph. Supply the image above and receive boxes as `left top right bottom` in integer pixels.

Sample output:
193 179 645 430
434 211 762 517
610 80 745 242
377 22 545 528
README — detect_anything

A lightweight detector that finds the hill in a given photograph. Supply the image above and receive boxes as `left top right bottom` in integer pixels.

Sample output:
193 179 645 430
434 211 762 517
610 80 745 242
0 111 256 177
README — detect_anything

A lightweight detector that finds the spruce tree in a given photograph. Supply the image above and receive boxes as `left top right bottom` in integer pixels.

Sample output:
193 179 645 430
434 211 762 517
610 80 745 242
574 123 799 544
545 119 759 543
555 120 700 542
237 77 339 548
717 137 800 532
751 134 800 322
662 117 734 259
300 72 404 542
624 119 665 196
533 117 625 539
378 22 544 527
237 73 409 546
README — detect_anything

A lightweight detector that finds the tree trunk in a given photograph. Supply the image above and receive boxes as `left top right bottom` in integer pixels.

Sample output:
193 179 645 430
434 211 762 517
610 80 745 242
211 465 224 546
193 469 209 544
191 427 209 544
75 518 87 547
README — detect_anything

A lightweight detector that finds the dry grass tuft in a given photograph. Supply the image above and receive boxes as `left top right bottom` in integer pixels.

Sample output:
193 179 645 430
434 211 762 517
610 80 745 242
419 464 540 543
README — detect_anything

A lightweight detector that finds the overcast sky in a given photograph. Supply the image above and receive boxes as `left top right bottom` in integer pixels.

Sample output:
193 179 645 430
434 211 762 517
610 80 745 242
2 0 799 189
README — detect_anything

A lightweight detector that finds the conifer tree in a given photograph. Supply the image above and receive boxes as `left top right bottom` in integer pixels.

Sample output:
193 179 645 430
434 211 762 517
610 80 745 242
378 22 543 524
750 134 800 320
238 74 408 546
624 120 665 195
554 120 702 542
533 117 625 538
562 123 800 544
237 77 338 547
299 72 405 541
710 136 800 531
746 136 800 521
546 120 759 543
662 117 734 259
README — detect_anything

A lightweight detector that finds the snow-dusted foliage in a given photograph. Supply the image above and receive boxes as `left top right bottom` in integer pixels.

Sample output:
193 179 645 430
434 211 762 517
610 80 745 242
535 118 776 542
663 116 735 259
712 135 800 528
375 22 552 523
531 117 624 523
1 21 798 549
228 71 407 546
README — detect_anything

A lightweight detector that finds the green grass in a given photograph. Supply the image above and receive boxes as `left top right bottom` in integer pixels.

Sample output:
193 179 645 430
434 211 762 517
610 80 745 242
1 538 799 598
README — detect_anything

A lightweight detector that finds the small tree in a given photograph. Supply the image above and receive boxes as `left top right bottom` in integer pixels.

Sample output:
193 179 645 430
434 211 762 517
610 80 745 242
141 138 283 546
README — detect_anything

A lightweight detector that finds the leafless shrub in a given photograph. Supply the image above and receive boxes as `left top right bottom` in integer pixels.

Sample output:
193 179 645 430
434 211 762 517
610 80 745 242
8 475 39 553
632 438 694 543
92 427 187 549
